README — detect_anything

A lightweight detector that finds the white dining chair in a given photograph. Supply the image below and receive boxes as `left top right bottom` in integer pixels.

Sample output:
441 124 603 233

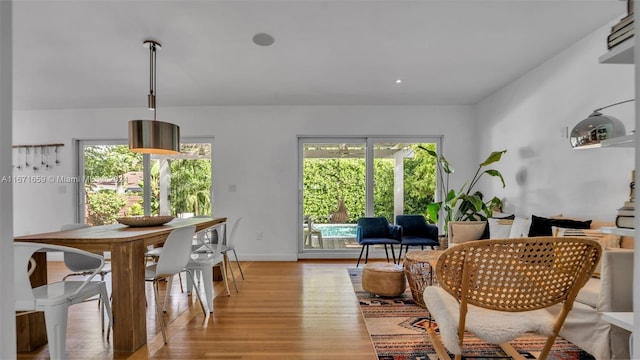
215 217 244 293
146 243 185 293
192 215 215 250
223 218 244 279
187 225 231 312
145 225 206 343
60 223 111 333
15 242 112 360
189 216 240 293
60 224 111 282
182 226 231 313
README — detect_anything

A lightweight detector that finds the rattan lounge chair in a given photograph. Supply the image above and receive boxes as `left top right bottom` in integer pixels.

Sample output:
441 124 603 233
424 237 601 360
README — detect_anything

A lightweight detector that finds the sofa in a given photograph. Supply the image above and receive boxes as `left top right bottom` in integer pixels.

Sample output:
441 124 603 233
548 248 633 360
444 217 633 360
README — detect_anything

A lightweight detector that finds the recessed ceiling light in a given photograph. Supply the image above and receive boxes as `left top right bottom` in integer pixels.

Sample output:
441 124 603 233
253 33 275 46
395 79 402 84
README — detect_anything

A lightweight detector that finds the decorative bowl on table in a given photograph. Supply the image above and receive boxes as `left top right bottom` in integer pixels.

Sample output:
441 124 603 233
116 215 174 227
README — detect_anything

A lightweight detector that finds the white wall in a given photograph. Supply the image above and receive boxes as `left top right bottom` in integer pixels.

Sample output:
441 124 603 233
13 105 474 260
475 22 634 222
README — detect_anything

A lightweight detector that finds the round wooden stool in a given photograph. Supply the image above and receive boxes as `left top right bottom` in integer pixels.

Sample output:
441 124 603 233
361 263 406 297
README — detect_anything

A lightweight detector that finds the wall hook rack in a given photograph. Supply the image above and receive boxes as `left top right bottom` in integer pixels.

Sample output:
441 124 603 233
12 143 64 172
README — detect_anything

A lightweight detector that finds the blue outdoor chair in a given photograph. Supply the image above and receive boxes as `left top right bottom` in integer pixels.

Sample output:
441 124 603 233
395 215 439 263
356 217 401 267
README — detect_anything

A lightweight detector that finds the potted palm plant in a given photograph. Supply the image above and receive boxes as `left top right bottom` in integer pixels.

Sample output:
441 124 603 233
419 147 507 234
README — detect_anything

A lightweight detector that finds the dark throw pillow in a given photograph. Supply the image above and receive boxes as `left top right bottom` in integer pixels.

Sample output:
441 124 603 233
528 215 592 237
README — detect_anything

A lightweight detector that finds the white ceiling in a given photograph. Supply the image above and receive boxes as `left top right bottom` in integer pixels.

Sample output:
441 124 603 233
12 0 626 110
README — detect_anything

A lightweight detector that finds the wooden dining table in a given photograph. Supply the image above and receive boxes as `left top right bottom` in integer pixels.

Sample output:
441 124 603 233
14 216 227 353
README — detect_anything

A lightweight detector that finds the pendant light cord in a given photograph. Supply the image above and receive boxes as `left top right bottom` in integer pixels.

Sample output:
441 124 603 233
149 42 158 120
594 99 634 112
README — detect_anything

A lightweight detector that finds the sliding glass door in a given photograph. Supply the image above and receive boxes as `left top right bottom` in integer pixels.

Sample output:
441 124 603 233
301 140 366 251
372 141 438 222
299 137 440 257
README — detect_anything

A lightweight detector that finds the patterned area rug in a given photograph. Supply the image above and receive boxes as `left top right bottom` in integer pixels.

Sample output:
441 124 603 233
348 267 595 360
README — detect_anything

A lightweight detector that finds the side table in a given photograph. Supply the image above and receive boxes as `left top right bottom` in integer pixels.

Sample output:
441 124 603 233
403 249 444 307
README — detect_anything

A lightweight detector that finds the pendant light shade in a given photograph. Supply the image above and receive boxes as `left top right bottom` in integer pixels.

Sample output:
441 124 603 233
570 99 632 149
128 119 180 155
128 40 180 155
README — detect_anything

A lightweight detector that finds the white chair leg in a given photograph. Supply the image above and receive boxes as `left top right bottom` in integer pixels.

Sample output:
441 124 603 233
153 280 168 344
99 296 105 333
225 254 239 293
221 257 231 296
231 249 244 280
178 272 184 293
196 269 202 285
200 265 214 312
43 303 69 360
97 272 106 333
185 270 207 316
186 269 196 295
163 276 174 312
99 284 113 341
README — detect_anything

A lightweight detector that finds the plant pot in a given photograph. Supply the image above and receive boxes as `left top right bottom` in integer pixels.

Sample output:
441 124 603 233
438 234 448 250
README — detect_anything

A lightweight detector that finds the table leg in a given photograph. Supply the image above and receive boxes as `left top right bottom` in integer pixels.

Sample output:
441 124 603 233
110 240 147 352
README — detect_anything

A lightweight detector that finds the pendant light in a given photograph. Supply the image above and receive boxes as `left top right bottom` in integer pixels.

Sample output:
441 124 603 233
128 40 180 155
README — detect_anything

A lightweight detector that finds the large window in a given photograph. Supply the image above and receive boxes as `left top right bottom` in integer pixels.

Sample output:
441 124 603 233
76 139 213 224
298 137 440 257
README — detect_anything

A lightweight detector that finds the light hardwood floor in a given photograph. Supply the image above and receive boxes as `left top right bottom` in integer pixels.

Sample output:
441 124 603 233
17 260 377 360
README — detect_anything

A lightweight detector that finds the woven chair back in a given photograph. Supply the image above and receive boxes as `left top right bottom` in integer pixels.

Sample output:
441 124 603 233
435 237 601 312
